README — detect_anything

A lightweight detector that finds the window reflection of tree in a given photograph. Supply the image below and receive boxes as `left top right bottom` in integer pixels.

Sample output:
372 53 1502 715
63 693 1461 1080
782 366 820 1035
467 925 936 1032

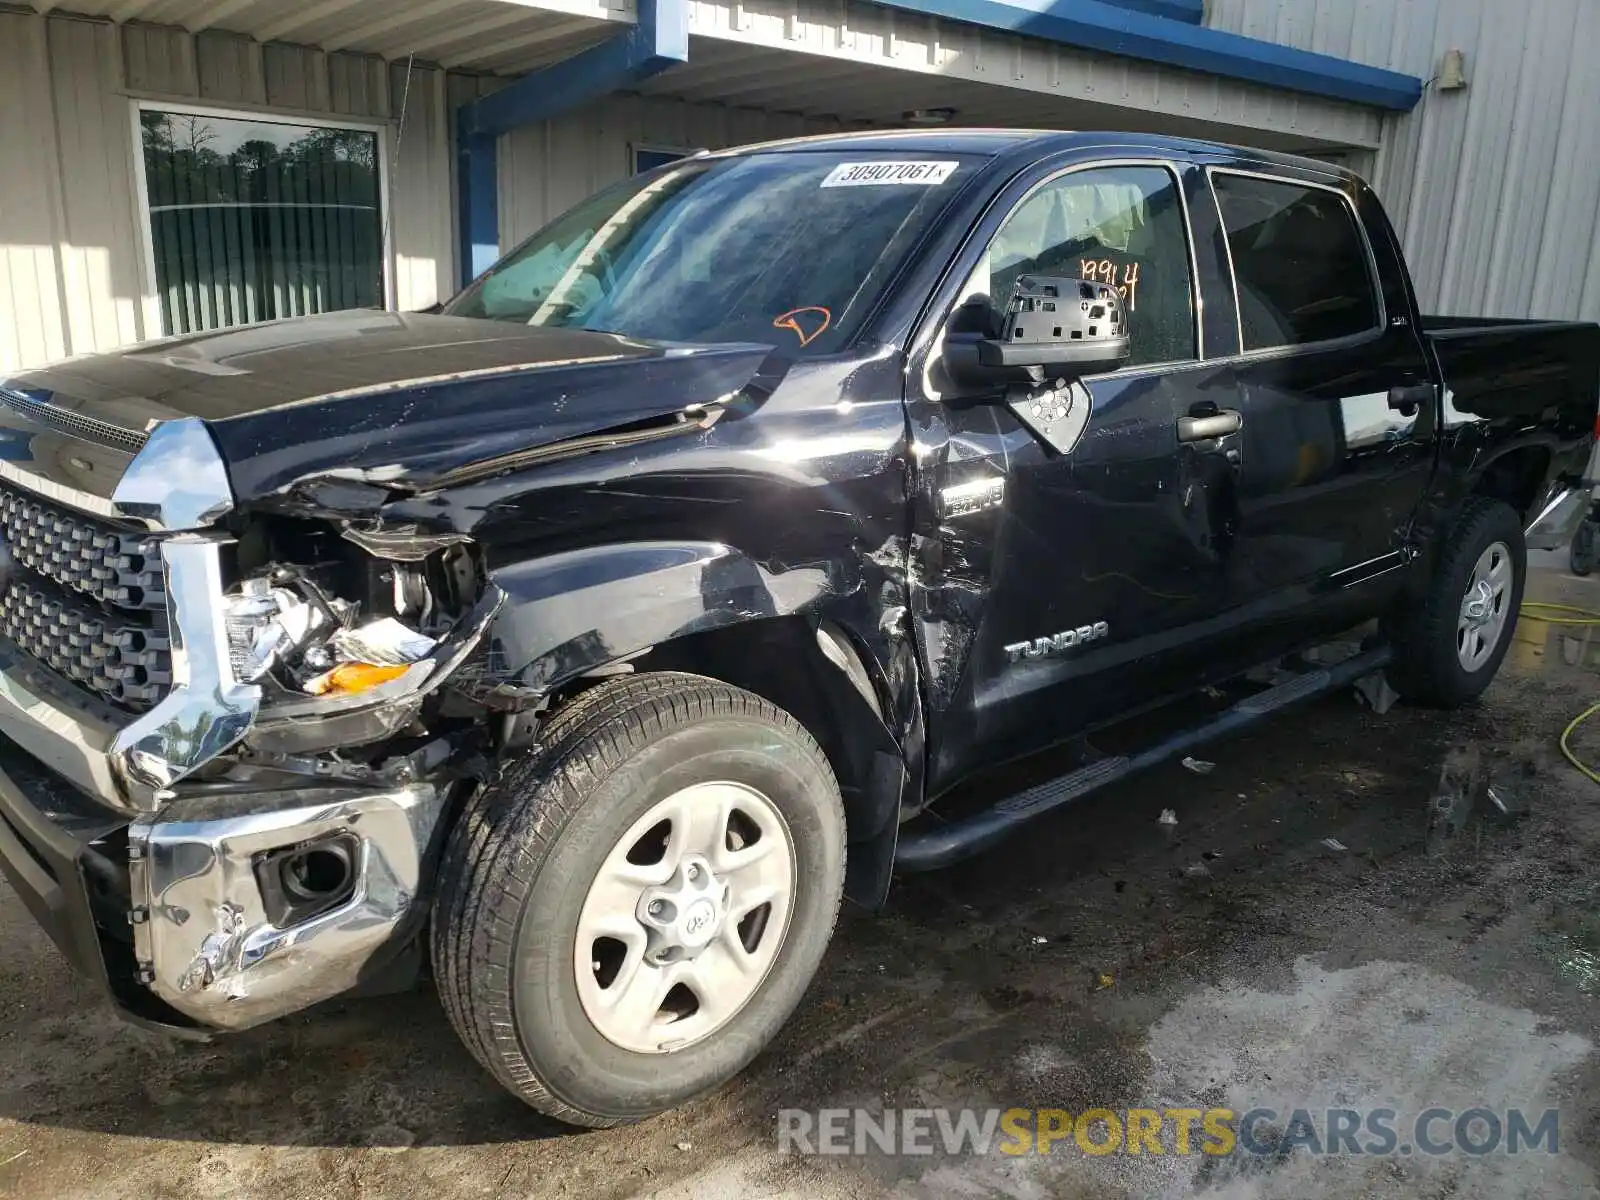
140 112 382 331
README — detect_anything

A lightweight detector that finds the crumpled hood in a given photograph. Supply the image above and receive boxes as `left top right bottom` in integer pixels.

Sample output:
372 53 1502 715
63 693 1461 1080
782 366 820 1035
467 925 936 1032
0 310 781 507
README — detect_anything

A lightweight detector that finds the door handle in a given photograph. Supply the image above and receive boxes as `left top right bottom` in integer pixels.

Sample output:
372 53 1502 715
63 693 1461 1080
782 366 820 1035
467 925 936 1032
1388 383 1433 416
1177 409 1242 442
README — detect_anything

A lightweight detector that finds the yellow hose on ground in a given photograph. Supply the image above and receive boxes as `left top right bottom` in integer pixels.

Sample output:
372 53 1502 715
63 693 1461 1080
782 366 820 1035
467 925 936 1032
1519 602 1600 785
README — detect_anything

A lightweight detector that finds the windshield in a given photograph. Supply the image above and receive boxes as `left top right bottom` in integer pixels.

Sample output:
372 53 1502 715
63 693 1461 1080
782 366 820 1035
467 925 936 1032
444 152 980 354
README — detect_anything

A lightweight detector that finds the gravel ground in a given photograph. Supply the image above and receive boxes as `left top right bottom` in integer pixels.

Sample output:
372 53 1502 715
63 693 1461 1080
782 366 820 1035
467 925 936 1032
1 563 1596 1200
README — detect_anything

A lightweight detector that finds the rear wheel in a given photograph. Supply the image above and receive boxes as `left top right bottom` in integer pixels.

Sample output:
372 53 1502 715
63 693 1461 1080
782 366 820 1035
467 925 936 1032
432 673 845 1127
1388 497 1526 707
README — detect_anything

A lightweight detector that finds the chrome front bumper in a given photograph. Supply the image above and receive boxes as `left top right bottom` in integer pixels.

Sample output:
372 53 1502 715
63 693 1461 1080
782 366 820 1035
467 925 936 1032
127 783 444 1030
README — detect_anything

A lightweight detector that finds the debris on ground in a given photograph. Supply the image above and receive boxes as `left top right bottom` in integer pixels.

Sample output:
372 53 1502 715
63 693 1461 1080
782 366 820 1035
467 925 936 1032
1094 973 1115 990
1322 837 1348 852
1353 670 1401 715
1183 862 1212 879
1182 756 1216 775
1484 750 1537 822
1427 744 1485 855
676 1141 692 1152
1158 808 1179 825
1485 784 1526 820
1031 936 1050 946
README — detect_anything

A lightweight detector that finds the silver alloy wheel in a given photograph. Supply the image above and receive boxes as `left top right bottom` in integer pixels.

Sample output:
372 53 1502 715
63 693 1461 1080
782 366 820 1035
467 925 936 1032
1457 540 1513 671
573 781 797 1054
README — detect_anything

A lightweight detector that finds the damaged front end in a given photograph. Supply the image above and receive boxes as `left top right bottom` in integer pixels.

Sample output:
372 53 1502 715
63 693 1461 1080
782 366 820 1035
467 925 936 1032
0 421 505 1033
121 517 502 1030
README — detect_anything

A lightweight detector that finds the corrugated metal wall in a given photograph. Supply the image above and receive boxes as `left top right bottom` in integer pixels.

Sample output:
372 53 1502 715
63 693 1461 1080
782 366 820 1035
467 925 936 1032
1209 0 1600 323
0 9 456 372
678 0 1384 149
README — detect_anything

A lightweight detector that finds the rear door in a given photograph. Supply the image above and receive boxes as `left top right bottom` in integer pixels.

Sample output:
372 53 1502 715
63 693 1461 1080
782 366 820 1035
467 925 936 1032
1204 168 1435 624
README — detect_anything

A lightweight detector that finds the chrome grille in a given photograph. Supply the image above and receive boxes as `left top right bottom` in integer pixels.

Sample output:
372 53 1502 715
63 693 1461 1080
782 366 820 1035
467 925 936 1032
0 481 171 712
0 574 171 709
0 483 165 610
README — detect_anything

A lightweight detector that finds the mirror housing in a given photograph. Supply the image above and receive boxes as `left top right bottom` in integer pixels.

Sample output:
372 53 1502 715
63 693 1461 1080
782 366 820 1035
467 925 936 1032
944 275 1131 387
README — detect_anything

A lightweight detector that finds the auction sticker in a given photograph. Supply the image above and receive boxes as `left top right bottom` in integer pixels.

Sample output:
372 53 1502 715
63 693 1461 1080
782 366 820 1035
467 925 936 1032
820 161 959 187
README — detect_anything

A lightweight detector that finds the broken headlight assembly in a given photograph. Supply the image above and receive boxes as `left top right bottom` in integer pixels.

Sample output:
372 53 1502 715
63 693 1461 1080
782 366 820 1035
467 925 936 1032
215 525 497 759
224 570 439 700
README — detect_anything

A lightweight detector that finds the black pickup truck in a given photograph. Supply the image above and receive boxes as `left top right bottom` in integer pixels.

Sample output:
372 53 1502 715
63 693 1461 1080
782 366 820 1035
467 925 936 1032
0 131 1595 1127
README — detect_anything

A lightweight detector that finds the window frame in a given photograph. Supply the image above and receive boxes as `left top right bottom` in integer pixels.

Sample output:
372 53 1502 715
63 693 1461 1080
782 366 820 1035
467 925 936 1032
929 157 1206 379
1204 165 1386 361
631 143 695 174
129 99 394 337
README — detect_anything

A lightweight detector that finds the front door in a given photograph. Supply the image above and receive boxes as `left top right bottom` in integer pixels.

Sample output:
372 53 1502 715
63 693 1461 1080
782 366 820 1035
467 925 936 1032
907 157 1238 794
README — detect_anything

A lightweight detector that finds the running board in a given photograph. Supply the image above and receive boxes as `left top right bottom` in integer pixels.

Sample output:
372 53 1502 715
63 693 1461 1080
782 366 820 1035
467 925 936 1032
894 646 1393 872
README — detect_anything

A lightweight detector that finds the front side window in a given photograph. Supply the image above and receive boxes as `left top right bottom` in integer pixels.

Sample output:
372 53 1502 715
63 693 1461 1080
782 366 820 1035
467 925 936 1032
1212 174 1380 351
446 152 980 355
974 165 1196 368
139 108 384 335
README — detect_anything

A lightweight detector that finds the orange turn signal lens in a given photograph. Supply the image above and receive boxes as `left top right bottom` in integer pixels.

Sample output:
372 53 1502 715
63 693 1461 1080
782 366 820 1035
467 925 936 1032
306 662 411 696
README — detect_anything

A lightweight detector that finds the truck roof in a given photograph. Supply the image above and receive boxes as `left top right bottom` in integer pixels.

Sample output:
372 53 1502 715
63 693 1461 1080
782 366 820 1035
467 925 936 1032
710 127 1360 185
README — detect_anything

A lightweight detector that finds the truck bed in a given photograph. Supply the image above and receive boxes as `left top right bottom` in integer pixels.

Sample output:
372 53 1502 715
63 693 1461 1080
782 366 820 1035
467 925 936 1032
1424 314 1600 434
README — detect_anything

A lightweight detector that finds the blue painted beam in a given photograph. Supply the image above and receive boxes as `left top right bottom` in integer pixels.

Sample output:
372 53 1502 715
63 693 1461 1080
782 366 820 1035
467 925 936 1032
1096 0 1202 25
456 130 500 285
871 0 1423 111
454 0 688 285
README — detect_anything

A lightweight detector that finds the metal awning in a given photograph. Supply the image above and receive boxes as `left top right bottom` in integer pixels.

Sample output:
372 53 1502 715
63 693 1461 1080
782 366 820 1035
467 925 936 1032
638 36 1382 156
27 0 629 74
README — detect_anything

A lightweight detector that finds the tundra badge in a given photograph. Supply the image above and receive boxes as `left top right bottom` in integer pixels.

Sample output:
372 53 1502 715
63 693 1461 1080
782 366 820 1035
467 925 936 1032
1005 622 1110 662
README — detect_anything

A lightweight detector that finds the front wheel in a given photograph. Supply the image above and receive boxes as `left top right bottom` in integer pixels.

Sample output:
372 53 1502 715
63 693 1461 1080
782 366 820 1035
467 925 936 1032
432 673 846 1127
1388 496 1526 707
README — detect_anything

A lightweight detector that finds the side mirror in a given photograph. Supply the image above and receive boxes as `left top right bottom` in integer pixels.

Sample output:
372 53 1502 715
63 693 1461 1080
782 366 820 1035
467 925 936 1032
943 276 1131 387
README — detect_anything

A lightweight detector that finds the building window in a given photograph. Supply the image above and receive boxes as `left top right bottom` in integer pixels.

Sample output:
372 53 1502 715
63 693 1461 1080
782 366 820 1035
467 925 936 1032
1211 173 1380 351
633 145 690 174
136 106 386 335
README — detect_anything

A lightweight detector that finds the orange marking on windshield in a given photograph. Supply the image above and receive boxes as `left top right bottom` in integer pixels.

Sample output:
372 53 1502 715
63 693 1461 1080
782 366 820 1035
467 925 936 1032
773 307 832 347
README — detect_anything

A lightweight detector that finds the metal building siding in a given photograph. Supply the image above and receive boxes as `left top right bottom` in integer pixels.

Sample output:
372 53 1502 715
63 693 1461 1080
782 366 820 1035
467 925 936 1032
1209 0 1600 322
0 13 70 370
493 91 850 244
0 11 454 373
49 18 147 360
390 60 459 316
674 0 1385 149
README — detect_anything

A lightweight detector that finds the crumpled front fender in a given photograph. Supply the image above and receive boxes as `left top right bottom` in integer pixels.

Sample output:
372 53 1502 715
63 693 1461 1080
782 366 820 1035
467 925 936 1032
484 540 854 691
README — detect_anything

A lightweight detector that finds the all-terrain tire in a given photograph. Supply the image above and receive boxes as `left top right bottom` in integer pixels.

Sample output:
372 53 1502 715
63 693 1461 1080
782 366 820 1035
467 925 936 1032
431 672 845 1127
1387 496 1526 707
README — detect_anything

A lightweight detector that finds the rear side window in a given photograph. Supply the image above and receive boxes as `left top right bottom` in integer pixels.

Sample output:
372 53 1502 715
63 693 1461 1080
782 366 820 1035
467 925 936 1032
1212 173 1380 351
